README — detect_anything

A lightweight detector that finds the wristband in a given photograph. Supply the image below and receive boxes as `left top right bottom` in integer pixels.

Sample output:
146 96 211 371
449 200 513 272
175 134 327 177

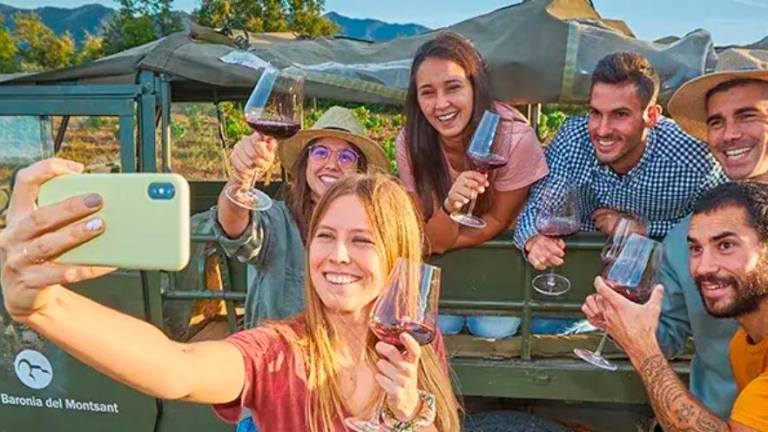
379 390 436 432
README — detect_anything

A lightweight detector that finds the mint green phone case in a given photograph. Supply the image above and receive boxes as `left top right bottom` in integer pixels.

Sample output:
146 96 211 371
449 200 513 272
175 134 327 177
38 174 190 271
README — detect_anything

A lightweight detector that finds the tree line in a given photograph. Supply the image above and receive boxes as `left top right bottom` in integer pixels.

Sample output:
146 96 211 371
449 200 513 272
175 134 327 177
0 0 337 73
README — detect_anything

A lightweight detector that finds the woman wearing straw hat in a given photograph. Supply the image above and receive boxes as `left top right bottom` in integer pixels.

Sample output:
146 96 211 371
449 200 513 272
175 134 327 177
212 106 389 329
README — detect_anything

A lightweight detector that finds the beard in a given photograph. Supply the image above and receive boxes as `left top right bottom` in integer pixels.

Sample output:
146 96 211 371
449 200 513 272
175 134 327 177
695 258 768 318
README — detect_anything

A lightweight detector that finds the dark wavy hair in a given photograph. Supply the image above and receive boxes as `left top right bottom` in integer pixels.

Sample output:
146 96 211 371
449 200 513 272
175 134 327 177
404 31 494 219
693 181 768 243
591 52 660 108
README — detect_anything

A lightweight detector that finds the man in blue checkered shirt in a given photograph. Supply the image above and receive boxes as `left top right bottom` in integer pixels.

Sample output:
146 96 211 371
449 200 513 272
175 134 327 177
514 52 726 270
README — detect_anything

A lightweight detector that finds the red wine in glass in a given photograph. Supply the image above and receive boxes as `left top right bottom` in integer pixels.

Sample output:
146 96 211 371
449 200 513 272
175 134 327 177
531 216 579 295
372 320 436 350
575 234 662 371
450 110 505 229
225 67 304 211
346 259 440 432
609 283 649 303
244 116 301 140
603 234 661 304
532 178 581 296
536 217 581 237
601 261 657 304
599 267 652 304
470 153 508 174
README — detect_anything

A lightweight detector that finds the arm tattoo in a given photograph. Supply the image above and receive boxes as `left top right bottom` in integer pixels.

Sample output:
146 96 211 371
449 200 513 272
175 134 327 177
638 355 729 432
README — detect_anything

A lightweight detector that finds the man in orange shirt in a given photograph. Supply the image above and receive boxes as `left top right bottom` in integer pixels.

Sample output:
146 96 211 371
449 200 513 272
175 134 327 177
593 181 768 431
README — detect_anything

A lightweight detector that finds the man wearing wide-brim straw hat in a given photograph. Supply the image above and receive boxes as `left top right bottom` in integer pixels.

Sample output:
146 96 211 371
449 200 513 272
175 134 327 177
591 54 768 430
668 49 768 146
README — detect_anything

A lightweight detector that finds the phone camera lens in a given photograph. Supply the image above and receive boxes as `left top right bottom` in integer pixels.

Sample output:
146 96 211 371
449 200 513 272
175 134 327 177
148 182 175 200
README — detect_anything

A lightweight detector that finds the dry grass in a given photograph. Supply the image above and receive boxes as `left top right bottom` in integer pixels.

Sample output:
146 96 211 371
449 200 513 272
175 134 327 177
2 104 405 185
50 109 230 180
55 116 121 167
165 108 229 180
52 103 403 180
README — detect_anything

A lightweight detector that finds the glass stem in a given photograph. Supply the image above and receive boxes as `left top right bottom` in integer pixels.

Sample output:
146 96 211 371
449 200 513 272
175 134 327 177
546 268 557 286
250 169 260 190
465 197 478 216
594 331 609 356
243 168 264 192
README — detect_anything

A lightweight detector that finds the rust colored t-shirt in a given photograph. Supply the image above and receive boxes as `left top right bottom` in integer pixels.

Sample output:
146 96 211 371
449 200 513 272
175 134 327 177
729 328 768 430
212 316 448 431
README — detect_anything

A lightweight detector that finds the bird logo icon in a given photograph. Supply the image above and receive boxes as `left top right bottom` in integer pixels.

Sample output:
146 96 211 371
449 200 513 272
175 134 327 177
14 349 53 390
17 358 51 381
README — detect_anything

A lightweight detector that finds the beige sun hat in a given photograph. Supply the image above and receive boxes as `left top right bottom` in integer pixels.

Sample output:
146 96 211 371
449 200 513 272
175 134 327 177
668 49 768 141
278 106 389 172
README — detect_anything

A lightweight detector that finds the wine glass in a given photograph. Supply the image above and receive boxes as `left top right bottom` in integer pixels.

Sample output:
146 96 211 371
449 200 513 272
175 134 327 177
344 258 441 432
449 110 507 229
572 216 638 371
531 178 581 296
225 66 304 211
574 233 663 371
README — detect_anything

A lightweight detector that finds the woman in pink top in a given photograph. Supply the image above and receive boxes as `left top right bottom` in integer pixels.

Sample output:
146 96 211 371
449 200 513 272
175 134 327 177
396 32 548 254
0 161 461 432
396 32 548 339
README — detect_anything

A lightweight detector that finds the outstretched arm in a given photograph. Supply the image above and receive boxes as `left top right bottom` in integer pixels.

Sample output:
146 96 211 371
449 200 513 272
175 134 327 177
24 287 244 404
1 159 245 405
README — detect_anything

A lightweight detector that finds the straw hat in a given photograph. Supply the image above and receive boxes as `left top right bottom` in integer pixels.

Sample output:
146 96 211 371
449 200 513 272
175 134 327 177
278 106 389 171
668 49 768 141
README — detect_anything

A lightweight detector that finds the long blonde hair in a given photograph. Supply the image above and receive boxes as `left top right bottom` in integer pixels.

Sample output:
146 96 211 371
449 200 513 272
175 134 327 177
299 172 461 432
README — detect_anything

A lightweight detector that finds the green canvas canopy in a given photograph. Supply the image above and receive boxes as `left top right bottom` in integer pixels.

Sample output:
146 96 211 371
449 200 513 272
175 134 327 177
0 0 724 105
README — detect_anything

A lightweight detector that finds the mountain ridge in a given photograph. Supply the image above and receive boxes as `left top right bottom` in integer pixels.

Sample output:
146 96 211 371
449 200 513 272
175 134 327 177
324 11 430 41
0 3 113 46
0 3 430 46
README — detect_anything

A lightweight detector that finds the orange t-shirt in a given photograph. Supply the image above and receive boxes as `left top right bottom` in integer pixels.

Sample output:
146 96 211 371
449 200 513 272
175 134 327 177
729 328 768 430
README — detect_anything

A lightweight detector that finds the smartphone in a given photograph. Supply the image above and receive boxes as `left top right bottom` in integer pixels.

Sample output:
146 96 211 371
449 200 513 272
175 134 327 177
38 173 190 271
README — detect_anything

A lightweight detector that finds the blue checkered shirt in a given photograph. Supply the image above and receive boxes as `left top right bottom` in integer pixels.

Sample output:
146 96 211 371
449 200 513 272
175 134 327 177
513 115 727 251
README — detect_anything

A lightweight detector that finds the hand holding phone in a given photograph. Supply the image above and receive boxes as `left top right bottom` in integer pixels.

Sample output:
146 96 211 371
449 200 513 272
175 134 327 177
38 173 190 271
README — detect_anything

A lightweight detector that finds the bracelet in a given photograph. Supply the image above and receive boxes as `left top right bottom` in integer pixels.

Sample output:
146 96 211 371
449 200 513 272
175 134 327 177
379 390 436 432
